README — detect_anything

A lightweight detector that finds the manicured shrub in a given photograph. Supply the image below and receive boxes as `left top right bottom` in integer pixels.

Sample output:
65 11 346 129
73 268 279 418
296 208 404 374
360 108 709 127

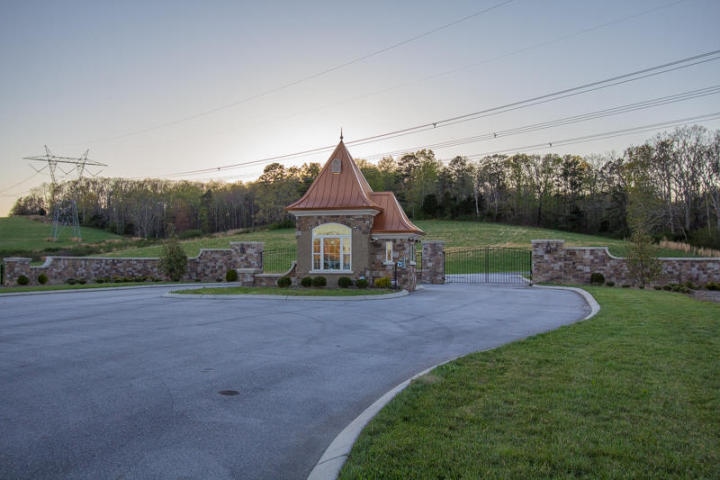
66 278 77 285
78 278 87 285
356 278 369 289
225 269 239 282
300 276 313 287
312 276 327 287
277 276 292 288
590 272 605 285
338 276 353 288
17 275 30 286
706 281 720 291
605 281 615 287
374 277 392 289
95 278 105 284
37 273 48 285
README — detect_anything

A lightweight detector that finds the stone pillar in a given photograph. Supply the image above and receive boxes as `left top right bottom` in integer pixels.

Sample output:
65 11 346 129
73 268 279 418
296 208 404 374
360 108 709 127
230 242 264 270
2 257 33 286
421 241 445 284
531 240 566 283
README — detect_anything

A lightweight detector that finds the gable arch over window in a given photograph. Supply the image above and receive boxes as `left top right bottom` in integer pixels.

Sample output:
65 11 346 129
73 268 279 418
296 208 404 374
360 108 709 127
312 223 352 272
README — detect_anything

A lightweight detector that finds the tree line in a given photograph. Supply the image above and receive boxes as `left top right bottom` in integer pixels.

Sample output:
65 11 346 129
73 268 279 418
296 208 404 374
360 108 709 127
11 125 720 248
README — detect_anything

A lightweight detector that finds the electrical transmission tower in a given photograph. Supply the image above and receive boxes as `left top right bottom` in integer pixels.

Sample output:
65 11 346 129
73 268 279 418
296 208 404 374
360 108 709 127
24 146 107 241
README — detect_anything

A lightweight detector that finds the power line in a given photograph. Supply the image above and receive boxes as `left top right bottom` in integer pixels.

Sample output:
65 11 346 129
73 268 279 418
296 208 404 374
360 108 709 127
370 85 720 156
162 49 720 177
85 0 515 144
462 112 720 160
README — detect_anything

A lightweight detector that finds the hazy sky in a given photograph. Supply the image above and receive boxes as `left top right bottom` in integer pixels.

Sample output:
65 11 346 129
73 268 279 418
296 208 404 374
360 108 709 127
1 0 719 215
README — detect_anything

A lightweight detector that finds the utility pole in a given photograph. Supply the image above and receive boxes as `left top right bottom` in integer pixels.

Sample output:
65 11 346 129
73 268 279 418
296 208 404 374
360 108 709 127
24 146 107 241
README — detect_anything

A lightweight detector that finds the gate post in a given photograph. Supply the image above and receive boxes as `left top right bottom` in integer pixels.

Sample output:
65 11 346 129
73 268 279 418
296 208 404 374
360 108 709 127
421 241 445 284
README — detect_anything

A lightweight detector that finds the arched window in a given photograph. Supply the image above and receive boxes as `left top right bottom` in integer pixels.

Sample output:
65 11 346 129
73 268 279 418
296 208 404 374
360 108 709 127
312 223 351 272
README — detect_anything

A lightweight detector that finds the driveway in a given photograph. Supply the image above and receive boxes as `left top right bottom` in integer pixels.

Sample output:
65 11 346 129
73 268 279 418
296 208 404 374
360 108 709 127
0 284 591 479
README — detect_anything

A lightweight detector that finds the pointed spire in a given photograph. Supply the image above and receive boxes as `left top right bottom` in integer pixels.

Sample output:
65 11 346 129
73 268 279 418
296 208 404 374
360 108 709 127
340 128 343 141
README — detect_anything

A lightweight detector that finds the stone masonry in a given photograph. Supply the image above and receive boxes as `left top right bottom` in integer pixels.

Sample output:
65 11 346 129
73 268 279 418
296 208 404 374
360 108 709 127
532 239 720 286
2 242 263 287
421 241 445 284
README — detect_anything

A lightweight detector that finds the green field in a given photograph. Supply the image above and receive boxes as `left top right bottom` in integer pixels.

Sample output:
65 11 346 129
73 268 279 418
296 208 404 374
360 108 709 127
0 216 123 256
340 287 720 479
1 217 699 264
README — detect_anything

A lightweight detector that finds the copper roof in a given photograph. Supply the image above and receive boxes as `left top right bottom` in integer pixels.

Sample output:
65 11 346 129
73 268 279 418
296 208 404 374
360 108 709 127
286 140 380 211
369 192 424 236
287 139 424 236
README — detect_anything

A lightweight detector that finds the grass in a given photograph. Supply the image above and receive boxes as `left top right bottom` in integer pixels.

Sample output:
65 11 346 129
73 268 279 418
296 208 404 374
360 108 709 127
414 219 692 257
103 227 297 258
0 216 123 255
173 286 394 296
0 281 175 294
340 287 720 479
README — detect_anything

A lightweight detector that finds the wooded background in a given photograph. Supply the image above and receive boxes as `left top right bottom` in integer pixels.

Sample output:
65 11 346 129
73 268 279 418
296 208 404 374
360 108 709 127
11 126 720 249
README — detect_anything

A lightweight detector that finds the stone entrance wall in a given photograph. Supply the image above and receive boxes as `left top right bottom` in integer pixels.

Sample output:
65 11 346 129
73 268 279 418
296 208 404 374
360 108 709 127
532 239 720 286
2 242 263 287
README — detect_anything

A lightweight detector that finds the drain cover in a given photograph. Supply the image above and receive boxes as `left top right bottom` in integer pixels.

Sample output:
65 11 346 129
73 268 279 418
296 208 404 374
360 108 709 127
218 390 240 396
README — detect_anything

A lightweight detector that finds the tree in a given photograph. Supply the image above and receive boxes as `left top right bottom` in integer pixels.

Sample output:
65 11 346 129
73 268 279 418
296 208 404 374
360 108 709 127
159 232 187 281
626 228 662 288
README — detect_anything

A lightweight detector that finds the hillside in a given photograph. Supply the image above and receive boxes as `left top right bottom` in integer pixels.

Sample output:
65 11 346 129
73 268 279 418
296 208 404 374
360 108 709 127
1 216 705 261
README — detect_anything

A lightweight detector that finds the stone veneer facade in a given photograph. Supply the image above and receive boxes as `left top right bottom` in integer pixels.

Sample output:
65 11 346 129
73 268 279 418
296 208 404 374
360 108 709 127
532 239 720 286
420 241 445 284
2 242 263 287
294 213 430 290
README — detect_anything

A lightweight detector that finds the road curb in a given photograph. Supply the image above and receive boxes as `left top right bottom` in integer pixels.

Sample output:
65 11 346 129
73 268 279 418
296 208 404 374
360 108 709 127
307 285 601 480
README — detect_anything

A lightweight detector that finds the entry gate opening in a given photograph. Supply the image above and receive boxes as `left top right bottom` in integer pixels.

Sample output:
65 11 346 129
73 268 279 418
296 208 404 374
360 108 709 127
445 247 531 285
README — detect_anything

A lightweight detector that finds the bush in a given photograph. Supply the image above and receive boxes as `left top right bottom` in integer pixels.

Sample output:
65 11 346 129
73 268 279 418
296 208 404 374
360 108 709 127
78 278 87 285
300 276 313 287
374 277 392 289
277 276 292 288
225 269 238 282
159 235 187 281
590 272 605 285
312 276 327 287
706 282 720 291
178 229 203 239
605 281 615 287
356 278 369 289
66 278 77 285
17 274 30 286
37 273 48 285
338 276 353 288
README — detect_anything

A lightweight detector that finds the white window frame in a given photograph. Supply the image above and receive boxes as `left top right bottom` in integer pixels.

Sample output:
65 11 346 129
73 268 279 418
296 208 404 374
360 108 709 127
384 240 394 265
311 223 352 272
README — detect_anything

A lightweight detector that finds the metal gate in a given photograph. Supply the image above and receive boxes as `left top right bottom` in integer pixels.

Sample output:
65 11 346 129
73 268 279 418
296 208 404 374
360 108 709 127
445 247 531 285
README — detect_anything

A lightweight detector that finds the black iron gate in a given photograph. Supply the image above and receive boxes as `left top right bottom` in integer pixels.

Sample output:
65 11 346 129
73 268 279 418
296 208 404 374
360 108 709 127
444 247 531 285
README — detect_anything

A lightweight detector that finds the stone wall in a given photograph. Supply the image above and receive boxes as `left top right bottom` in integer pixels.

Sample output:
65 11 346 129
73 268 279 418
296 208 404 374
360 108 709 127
532 239 720 286
2 242 263 287
367 238 418 290
421 241 445 284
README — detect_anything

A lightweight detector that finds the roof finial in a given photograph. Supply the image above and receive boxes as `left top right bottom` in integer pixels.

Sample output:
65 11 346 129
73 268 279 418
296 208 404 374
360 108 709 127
340 128 343 141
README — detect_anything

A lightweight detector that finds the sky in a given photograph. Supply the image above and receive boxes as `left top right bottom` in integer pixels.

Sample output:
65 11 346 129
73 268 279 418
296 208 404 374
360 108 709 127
1 0 719 216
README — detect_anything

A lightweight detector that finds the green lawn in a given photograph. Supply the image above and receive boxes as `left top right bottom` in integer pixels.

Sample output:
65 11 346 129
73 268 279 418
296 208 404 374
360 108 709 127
340 287 720 479
103 228 297 258
1 217 699 262
414 220 688 257
0 216 122 253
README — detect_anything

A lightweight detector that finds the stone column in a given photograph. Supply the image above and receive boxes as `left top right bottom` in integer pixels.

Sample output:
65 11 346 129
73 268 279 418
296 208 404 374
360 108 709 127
421 241 445 284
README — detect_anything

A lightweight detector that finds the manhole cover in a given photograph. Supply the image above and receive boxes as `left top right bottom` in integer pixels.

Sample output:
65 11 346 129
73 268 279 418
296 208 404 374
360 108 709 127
218 390 240 396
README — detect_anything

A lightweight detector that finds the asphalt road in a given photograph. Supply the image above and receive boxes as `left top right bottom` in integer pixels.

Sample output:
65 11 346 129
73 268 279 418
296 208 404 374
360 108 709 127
0 284 590 480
